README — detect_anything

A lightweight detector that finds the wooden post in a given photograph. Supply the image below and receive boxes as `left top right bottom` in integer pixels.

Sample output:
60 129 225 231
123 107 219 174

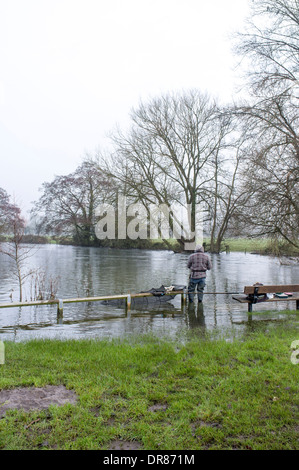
248 302 253 313
57 299 64 318
296 299 299 311
181 288 187 306
127 294 131 311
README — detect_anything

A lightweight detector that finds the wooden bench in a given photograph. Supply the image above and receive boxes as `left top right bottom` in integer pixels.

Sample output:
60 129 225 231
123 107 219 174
233 284 299 312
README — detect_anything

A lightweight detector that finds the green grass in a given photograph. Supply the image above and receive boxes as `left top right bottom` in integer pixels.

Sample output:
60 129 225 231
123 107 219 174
1 325 299 450
223 238 299 255
148 237 271 252
223 238 270 252
135 237 272 253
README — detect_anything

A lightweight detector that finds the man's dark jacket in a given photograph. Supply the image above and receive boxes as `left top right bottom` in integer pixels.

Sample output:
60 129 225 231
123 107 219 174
187 245 212 279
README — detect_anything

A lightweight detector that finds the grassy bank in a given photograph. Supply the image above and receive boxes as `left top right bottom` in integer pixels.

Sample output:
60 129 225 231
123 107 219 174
223 238 270 253
224 238 299 255
1 325 299 450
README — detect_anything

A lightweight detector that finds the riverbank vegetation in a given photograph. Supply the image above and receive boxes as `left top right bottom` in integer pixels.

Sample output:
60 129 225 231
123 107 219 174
0 323 298 450
1 233 298 257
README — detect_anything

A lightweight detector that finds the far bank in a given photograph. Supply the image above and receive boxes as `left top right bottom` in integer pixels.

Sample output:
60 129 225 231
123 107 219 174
1 234 298 257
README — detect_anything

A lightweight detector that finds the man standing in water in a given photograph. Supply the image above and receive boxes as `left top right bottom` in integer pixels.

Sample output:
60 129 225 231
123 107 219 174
187 245 212 303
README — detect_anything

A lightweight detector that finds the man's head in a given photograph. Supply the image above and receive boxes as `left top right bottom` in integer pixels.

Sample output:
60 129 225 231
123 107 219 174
195 245 204 252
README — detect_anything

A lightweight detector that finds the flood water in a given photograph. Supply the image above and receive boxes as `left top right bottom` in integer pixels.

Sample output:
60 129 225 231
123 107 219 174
0 244 298 342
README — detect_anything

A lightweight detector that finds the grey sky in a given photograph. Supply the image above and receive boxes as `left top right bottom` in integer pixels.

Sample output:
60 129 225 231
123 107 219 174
0 0 250 216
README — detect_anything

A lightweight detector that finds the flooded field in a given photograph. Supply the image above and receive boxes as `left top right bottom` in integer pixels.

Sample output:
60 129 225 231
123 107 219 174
0 245 298 341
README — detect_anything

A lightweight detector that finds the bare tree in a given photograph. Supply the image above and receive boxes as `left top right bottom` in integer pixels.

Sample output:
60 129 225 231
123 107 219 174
1 190 61 302
0 188 21 236
235 0 299 95
0 205 36 302
207 126 253 252
32 159 114 245
107 90 241 251
232 0 299 251
232 134 299 250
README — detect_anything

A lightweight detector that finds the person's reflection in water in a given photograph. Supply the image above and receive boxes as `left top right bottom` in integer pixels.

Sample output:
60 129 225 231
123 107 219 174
187 301 206 331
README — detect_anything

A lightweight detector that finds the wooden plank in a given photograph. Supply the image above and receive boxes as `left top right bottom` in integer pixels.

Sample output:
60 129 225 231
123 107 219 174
0 299 59 309
244 285 299 295
233 293 299 303
62 291 183 304
233 292 299 312
62 294 128 304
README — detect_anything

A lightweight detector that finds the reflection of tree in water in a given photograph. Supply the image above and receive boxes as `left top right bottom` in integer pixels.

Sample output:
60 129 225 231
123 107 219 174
187 302 206 331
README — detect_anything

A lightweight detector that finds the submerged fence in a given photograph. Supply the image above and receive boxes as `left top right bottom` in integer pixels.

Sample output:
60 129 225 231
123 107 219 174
0 290 188 317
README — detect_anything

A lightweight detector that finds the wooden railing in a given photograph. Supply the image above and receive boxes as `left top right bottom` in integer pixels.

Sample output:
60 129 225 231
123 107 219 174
0 290 188 316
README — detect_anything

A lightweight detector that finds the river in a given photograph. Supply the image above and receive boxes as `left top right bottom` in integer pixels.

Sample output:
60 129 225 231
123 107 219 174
0 245 298 342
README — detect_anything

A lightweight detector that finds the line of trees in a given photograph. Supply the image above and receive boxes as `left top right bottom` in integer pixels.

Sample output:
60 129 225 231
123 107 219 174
1 0 298 254
27 92 250 252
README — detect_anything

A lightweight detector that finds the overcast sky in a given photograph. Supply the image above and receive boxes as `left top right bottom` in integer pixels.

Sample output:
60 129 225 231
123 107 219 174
0 0 250 216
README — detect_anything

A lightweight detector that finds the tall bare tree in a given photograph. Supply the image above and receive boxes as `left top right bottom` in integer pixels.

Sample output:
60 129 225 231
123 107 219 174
107 90 243 251
0 197 36 302
231 123 299 249
233 0 299 250
207 125 253 252
235 0 299 95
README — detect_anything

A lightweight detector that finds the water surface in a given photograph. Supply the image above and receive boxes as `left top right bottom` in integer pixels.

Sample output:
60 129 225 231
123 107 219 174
0 245 298 341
